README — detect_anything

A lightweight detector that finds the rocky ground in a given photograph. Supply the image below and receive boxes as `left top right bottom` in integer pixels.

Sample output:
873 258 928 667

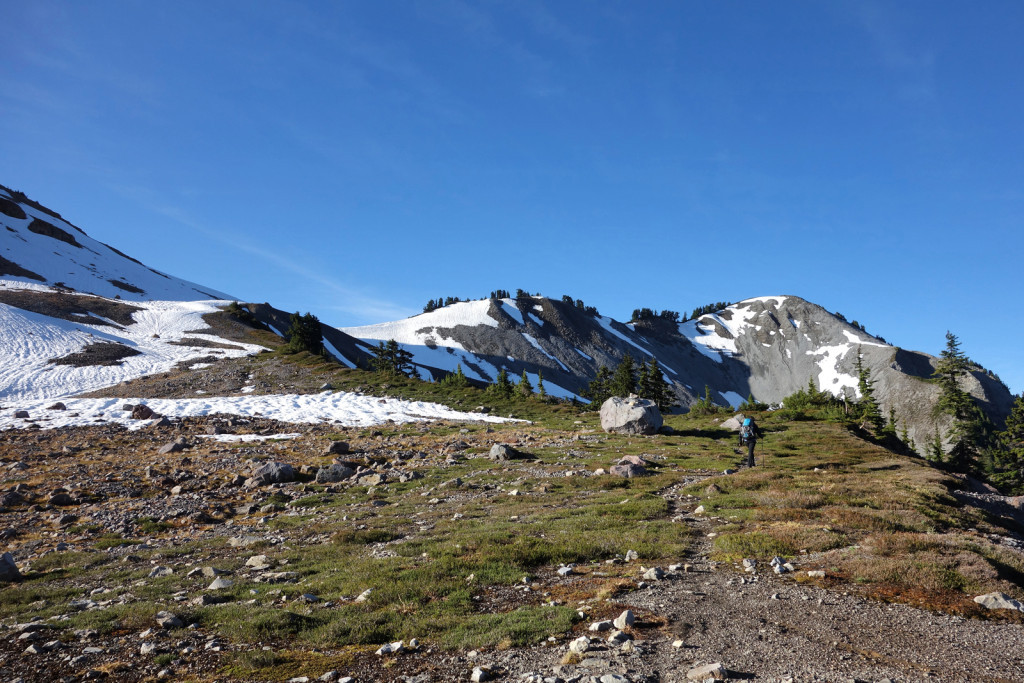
2 395 1024 682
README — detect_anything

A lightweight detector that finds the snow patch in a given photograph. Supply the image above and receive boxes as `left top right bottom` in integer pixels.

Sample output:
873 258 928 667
598 316 650 357
522 333 569 371
0 392 520 431
499 299 524 325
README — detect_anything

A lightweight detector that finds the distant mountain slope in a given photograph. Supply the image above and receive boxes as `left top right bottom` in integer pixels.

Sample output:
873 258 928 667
0 184 231 301
341 294 1014 448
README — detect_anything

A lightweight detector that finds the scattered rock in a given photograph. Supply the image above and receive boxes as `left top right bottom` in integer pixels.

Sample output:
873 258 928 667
158 438 188 455
155 611 183 629
48 492 76 506
687 662 727 680
610 462 648 478
569 635 591 654
248 461 295 486
131 404 156 420
974 592 1024 612
643 567 665 580
613 609 635 630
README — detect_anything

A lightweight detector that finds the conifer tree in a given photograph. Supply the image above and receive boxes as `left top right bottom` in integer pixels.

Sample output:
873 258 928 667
638 357 675 412
855 349 884 432
584 366 613 405
537 370 547 399
991 393 1024 492
518 370 534 398
440 364 468 388
489 368 514 399
610 353 637 397
932 332 991 471
371 339 416 377
284 312 324 355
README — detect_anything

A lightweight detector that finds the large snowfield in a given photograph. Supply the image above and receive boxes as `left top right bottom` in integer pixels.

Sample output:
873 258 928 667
0 280 516 431
0 281 265 403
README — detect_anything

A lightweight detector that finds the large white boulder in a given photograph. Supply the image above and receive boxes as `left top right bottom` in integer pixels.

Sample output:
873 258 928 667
600 397 663 435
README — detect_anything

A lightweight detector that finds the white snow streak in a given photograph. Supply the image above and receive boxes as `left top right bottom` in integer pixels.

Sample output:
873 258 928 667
522 333 569 371
600 317 650 357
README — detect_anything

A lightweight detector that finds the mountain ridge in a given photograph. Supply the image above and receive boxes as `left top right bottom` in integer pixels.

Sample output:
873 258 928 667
0 184 1014 452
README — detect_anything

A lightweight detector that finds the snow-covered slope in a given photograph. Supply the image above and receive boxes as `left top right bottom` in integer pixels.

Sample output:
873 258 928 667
0 186 231 301
0 281 264 402
342 298 585 400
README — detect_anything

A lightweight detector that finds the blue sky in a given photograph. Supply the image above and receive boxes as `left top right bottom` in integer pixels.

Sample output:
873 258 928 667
2 1 1022 393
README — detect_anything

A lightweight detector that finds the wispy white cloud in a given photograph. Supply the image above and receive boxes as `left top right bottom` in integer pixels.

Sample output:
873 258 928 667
853 3 937 103
106 184 414 325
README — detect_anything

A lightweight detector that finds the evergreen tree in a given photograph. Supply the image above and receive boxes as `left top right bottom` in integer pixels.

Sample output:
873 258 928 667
932 332 991 471
584 366 613 405
440 364 468 388
880 406 899 441
855 349 884 432
638 357 676 412
537 370 547 399
489 368 514 399
610 353 638 397
518 370 534 398
371 339 416 377
991 393 1024 492
284 312 324 355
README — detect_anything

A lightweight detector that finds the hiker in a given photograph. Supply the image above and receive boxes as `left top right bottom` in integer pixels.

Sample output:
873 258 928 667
739 417 763 467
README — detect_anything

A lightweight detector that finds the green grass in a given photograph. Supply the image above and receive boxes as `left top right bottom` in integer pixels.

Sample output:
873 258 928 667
5 397 1024 667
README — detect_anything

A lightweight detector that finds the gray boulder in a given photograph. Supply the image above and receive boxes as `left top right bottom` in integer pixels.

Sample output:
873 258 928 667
315 464 355 484
325 441 349 456
600 397 663 435
721 414 746 431
489 444 524 461
609 463 647 478
0 552 22 582
158 438 188 455
248 462 295 486
974 592 1024 612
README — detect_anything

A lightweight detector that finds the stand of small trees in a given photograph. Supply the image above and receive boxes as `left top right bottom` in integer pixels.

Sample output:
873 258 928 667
583 353 676 412
284 312 324 355
631 308 680 323
683 302 732 322
560 294 598 316
423 296 466 313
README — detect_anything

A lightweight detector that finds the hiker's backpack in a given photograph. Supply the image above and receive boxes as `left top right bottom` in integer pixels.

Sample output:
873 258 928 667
740 418 754 442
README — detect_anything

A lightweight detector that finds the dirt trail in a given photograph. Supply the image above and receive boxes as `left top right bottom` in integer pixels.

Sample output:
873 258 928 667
611 477 1024 682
